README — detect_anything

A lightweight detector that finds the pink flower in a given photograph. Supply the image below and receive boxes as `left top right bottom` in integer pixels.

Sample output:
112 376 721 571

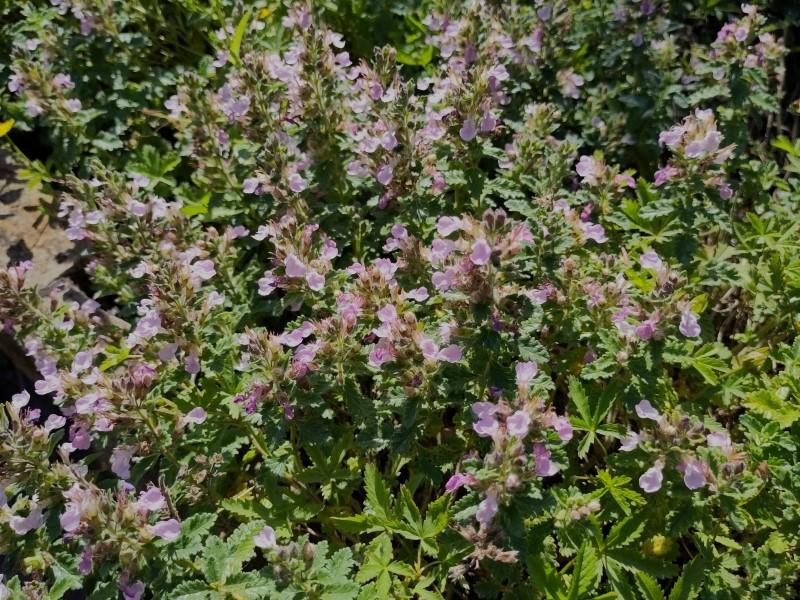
138 487 166 512
635 400 661 421
64 98 82 113
445 473 475 493
473 417 499 438
185 352 200 375
580 222 607 244
254 526 277 549
9 506 43 535
475 493 498 524
515 361 538 386
243 177 260 194
288 173 308 193
619 431 640 452
159 343 178 362
377 304 398 323
53 73 74 89
679 311 701 337
438 344 462 363
654 165 679 186
120 581 145 600
180 407 207 427
44 414 66 433
436 216 462 236
472 402 499 420
639 463 663 493
151 518 181 542
60 508 81 532
682 459 707 490
429 239 454 264
368 340 395 368
284 254 307 278
470 239 492 265
459 118 478 141
533 443 558 476
404 287 429 302
190 259 216 281
706 431 732 454
11 390 30 409
305 270 325 291
257 271 276 296
575 155 604 185
640 250 664 272
376 164 394 186
507 410 531 439
111 447 133 479
550 415 573 441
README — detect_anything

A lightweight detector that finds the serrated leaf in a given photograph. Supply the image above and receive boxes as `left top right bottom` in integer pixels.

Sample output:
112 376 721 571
667 556 706 600
364 464 393 520
567 543 600 600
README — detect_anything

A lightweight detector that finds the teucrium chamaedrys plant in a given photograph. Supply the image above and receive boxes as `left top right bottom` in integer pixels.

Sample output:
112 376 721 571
1 1 800 598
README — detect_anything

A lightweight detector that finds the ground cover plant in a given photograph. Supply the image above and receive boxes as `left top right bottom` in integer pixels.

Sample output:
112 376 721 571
1 0 800 598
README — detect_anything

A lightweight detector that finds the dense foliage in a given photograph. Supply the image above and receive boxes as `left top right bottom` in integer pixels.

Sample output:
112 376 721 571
1 1 800 598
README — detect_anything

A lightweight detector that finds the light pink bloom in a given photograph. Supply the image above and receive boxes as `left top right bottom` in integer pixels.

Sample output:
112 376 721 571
11 390 30 409
437 216 462 236
404 287 429 302
473 417 499 438
639 463 663 493
242 177 260 194
190 259 216 281
185 352 200 375
305 270 325 291
180 407 207 427
635 400 661 421
377 304 398 323
151 518 181 542
368 340 395 368
470 239 492 265
254 526 277 549
515 361 538 386
60 508 81 532
445 473 475 493
288 173 308 193
619 431 640 452
438 344 462 363
110 447 133 479
507 410 531 439
459 118 478 141
138 487 166 512
284 254 307 278
533 443 558 476
475 493 498 524
706 431 732 454
376 164 394 186
679 311 701 337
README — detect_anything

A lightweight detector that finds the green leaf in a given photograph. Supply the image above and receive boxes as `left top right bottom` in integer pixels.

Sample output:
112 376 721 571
667 556 706 600
230 10 252 62
569 377 592 422
48 562 82 600
99 345 130 371
527 555 567 600
636 572 666 600
567 543 600 600
364 464 393 521
356 534 394 595
173 512 217 560
604 512 647 550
